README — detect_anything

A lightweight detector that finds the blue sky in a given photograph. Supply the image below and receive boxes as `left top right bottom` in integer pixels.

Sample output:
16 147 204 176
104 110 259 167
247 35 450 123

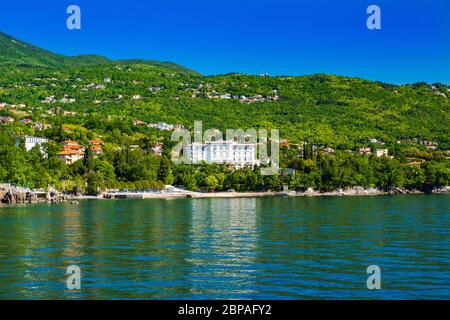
0 0 449 84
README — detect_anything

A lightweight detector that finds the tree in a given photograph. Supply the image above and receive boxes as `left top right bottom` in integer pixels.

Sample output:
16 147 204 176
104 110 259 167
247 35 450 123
86 172 103 195
205 175 219 192
157 155 174 185
422 161 450 188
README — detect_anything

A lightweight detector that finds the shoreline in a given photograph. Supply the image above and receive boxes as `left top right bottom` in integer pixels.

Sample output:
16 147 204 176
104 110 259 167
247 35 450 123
83 186 450 200
2 185 449 206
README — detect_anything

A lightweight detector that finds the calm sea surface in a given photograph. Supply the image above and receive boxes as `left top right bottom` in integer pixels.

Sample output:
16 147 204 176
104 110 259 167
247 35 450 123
0 195 449 299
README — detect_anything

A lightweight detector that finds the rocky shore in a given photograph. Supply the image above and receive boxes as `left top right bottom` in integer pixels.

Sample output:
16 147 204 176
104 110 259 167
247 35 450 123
294 186 425 197
431 186 450 194
0 184 67 204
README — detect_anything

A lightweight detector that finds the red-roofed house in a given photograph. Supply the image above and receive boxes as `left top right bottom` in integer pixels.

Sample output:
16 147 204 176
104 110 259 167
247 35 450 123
59 140 84 164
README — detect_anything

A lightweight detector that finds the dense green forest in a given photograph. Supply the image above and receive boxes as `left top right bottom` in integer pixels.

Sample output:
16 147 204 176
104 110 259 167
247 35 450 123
0 31 449 194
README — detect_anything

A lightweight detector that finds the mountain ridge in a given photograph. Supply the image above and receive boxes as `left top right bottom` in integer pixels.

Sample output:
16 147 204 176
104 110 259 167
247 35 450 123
0 31 200 75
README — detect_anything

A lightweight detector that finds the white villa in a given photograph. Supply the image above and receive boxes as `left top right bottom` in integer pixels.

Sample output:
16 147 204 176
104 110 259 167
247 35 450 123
376 149 389 157
19 136 48 153
185 141 259 168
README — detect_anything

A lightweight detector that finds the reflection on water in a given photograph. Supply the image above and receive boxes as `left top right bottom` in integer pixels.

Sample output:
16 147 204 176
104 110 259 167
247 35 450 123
187 198 258 297
0 195 449 299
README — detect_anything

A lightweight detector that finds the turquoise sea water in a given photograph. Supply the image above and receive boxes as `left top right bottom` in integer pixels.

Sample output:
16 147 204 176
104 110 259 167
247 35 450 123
0 195 449 299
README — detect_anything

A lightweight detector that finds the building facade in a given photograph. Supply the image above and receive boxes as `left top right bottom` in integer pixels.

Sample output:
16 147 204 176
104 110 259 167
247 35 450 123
185 141 259 168
376 149 389 157
58 140 85 165
20 136 48 153
88 140 104 157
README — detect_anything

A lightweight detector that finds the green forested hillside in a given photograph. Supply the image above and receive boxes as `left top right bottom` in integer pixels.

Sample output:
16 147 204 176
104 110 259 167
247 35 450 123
0 31 197 74
0 31 449 193
1 64 448 148
0 31 67 67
